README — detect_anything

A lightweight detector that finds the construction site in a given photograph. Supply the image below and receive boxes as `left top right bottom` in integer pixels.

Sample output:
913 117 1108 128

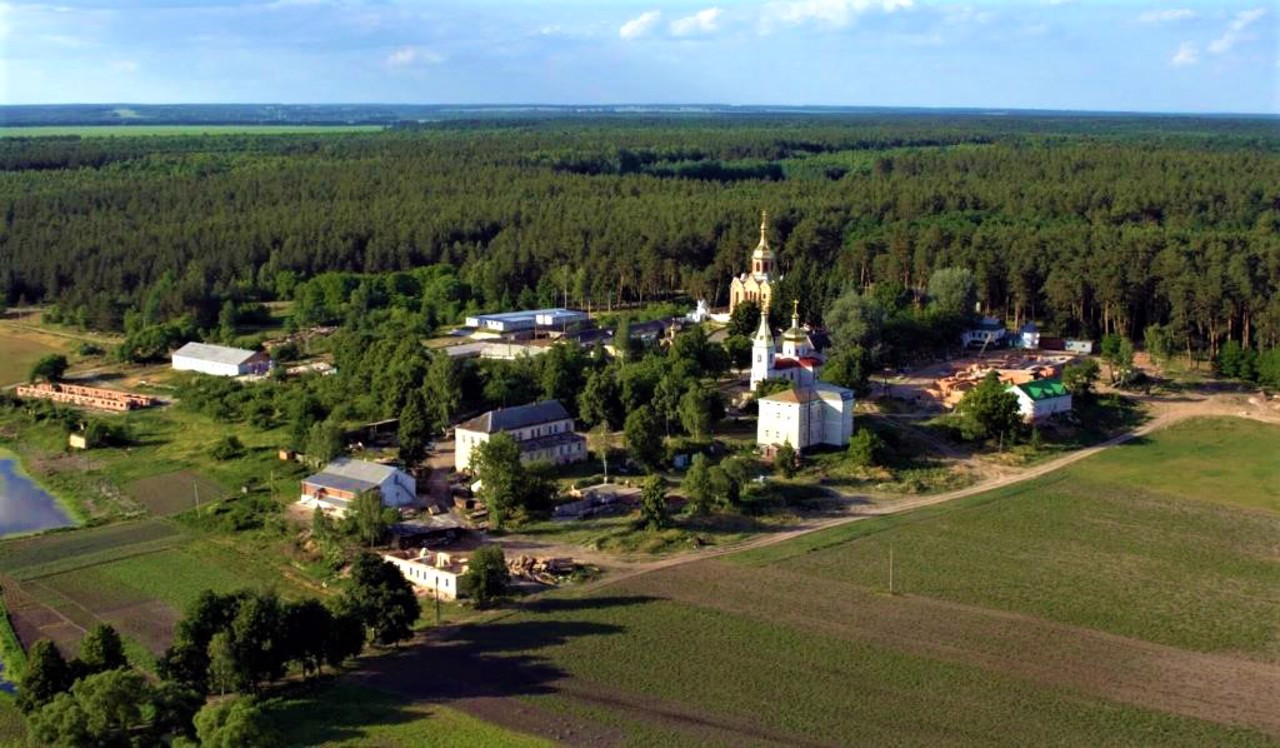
884 352 1077 411
15 382 156 412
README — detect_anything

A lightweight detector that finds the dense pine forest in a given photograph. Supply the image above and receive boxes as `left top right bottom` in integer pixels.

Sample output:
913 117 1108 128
2 113 1279 357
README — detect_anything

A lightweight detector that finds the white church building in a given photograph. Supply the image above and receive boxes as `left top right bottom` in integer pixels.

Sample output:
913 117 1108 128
757 382 855 455
750 301 824 391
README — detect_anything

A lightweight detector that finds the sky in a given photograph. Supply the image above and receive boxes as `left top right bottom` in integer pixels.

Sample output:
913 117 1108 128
0 1 1276 113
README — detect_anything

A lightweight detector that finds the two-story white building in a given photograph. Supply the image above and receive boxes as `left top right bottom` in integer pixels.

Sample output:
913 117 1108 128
454 400 586 472
757 382 855 455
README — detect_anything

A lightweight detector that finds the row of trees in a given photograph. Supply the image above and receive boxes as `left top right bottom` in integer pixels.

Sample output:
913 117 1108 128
5 117 1277 360
18 553 420 746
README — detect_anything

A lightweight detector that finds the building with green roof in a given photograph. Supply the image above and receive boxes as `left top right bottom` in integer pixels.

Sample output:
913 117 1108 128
1007 378 1073 421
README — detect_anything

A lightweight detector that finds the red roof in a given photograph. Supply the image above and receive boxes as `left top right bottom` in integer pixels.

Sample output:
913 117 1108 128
773 356 821 370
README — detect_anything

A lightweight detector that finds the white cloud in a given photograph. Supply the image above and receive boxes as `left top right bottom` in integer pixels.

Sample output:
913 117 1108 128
385 46 444 68
762 0 912 32
619 10 661 39
670 7 722 37
1171 41 1199 66
110 60 138 74
1137 9 1194 23
1208 7 1266 54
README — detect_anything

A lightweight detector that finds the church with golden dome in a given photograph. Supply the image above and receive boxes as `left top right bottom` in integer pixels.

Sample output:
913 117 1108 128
729 211 777 314
750 299 824 391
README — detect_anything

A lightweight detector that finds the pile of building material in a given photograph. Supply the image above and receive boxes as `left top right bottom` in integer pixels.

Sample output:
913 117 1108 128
926 354 1072 409
506 555 579 585
16 382 155 412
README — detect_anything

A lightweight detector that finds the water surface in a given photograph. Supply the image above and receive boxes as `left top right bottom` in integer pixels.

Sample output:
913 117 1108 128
0 455 75 537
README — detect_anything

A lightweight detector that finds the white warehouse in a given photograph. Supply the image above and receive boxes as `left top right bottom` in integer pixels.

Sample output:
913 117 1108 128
172 342 273 377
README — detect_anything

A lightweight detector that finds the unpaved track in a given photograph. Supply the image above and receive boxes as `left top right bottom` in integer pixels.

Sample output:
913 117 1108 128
383 390 1280 741
503 389 1280 594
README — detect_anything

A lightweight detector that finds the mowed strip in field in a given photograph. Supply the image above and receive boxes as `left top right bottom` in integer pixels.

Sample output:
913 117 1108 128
372 418 1280 746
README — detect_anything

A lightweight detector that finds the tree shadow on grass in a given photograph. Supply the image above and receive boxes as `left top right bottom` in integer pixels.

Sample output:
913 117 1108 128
265 677 435 746
354 595 654 703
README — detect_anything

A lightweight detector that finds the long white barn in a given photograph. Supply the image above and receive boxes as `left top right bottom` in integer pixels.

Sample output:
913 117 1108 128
172 342 272 377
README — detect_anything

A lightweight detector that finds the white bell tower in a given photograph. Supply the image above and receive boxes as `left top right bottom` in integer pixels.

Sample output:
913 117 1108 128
750 303 775 390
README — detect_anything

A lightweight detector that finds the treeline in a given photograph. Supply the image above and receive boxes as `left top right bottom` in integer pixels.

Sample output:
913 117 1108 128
2 116 1279 355
16 550 419 746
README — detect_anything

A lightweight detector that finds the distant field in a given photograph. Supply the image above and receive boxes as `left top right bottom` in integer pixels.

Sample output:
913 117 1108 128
389 417 1280 745
0 125 384 138
0 326 70 387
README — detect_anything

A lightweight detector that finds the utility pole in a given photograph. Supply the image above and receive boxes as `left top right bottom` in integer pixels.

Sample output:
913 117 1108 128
434 585 441 627
193 482 200 511
888 544 895 595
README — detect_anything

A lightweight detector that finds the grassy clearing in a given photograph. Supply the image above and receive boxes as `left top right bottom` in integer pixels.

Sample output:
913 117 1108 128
1083 417 1280 512
0 406 307 522
266 681 550 747
734 419 1280 658
481 597 1267 746
0 125 384 138
0 325 72 387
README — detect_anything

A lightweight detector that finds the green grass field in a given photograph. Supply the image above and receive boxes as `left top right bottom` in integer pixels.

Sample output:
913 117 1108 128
0 125 385 138
429 417 1280 745
1081 417 1280 512
0 326 71 387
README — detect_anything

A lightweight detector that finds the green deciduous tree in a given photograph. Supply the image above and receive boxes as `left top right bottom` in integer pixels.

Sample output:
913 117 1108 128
847 427 887 468
305 419 344 464
956 371 1023 443
472 432 523 530
624 405 664 471
18 640 73 713
682 454 714 515
75 624 128 677
637 474 670 531
397 389 433 467
1062 358 1101 398
345 488 398 548
194 696 280 748
28 354 69 383
926 267 978 320
678 385 723 441
728 299 761 338
341 553 419 646
774 440 798 478
461 545 509 609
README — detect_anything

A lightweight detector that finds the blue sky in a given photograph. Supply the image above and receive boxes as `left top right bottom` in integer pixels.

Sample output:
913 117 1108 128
1 1 1276 113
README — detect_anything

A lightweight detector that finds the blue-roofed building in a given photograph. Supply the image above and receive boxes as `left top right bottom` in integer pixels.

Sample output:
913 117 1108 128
299 457 416 516
464 308 589 334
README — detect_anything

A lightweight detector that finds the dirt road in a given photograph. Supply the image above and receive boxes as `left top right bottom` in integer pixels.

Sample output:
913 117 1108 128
500 387 1280 593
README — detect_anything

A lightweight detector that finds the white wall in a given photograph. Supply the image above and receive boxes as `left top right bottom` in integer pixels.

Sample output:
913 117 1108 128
172 356 242 377
382 555 461 601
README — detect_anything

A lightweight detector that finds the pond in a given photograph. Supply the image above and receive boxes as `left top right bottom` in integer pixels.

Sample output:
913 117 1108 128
0 454 75 537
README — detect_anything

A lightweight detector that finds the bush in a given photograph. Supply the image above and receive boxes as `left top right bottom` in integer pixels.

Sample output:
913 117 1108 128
847 428 887 468
211 436 246 461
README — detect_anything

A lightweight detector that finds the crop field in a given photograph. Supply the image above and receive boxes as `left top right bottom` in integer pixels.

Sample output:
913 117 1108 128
364 417 1280 745
0 519 309 656
0 125 384 137
126 470 228 516
0 325 71 387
